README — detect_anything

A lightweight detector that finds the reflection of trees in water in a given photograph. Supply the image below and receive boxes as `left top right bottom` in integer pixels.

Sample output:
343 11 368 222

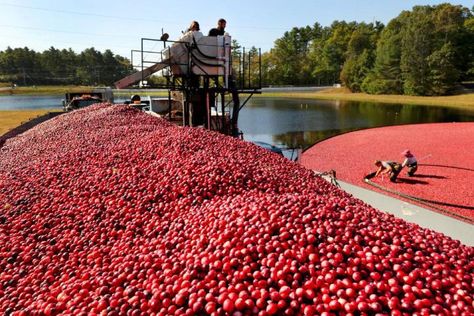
344 101 470 125
273 128 356 150
263 98 474 150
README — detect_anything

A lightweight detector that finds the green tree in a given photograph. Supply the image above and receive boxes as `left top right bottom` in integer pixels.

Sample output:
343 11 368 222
41 47 69 84
307 27 332 85
61 48 80 84
310 21 357 85
0 46 131 86
245 46 260 88
0 47 16 82
271 26 313 85
100 49 132 85
400 6 435 95
427 42 459 95
466 16 474 79
400 4 471 95
2 47 43 85
432 4 472 84
340 23 382 92
364 4 471 95
77 47 103 85
261 51 279 86
362 17 405 94
230 39 244 85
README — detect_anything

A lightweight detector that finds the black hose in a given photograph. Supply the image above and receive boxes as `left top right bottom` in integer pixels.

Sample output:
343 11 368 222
363 176 474 224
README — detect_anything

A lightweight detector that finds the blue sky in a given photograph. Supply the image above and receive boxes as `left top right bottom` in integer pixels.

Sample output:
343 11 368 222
0 0 472 57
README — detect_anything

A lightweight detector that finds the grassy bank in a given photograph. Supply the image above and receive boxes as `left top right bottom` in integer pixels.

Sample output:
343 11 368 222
0 85 169 98
113 90 168 98
0 85 96 96
260 88 474 110
0 110 60 135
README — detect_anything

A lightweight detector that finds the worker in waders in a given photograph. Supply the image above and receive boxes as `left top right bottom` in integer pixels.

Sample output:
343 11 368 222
401 149 418 176
374 160 402 182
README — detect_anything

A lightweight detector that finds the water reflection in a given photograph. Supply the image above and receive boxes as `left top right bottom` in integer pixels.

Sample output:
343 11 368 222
0 95 63 110
239 98 474 149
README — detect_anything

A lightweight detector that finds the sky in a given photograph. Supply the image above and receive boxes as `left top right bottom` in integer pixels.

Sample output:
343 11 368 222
0 0 473 59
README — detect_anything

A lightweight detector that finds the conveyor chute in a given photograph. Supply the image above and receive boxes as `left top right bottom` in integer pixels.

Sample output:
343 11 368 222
114 62 168 89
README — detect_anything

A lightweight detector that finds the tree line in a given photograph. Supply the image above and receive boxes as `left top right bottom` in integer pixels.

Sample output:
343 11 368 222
1 4 473 96
0 47 132 86
261 3 474 96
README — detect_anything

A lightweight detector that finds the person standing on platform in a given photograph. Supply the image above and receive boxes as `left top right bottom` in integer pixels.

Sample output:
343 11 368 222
208 18 227 36
179 21 203 42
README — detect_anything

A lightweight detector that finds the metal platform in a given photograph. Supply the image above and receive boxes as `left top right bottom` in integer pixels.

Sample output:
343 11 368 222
115 34 262 137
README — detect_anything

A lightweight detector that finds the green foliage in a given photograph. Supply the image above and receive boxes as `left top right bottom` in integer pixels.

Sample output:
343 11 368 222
147 75 168 87
400 4 470 95
310 21 357 85
427 43 459 95
362 3 472 96
400 6 435 95
361 18 404 94
270 26 314 85
341 50 371 92
463 16 474 79
0 46 132 86
261 51 276 87
231 39 242 60
231 41 261 88
340 23 382 92
259 3 472 96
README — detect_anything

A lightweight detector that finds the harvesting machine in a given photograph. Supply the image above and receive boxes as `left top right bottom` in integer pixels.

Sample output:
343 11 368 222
114 33 261 136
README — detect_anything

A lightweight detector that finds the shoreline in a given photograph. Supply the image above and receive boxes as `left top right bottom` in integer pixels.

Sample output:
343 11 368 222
255 88 474 111
1 86 474 110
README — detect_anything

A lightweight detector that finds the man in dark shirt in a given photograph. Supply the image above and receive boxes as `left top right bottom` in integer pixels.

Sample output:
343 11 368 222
208 18 226 36
207 18 236 131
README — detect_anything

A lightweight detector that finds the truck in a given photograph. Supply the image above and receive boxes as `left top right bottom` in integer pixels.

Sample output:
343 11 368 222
63 88 114 111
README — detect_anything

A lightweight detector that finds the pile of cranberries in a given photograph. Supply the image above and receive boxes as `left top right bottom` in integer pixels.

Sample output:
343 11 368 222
0 104 472 315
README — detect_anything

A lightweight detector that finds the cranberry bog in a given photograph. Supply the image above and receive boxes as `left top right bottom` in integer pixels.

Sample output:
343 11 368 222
0 105 473 315
301 123 474 224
